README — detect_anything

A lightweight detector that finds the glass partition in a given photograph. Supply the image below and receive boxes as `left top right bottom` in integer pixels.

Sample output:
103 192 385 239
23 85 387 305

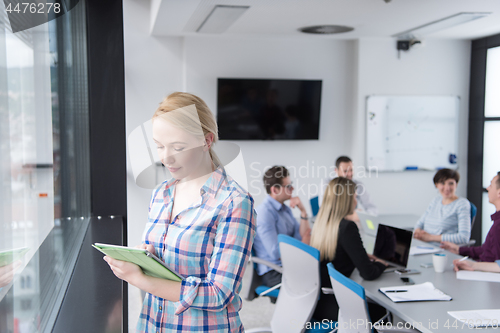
0 1 90 332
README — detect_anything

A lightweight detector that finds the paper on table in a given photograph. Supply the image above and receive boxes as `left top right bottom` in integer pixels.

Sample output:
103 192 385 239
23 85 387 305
409 246 443 256
448 309 500 327
379 282 452 302
456 270 500 283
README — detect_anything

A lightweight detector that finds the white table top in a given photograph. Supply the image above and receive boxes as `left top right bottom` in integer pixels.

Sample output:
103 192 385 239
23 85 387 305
351 236 500 333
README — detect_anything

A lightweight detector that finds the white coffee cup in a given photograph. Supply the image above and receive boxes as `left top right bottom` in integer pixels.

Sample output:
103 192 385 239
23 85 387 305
432 253 447 273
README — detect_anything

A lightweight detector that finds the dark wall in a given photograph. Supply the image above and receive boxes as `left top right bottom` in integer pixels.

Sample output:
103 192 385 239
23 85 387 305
87 0 128 328
87 0 127 218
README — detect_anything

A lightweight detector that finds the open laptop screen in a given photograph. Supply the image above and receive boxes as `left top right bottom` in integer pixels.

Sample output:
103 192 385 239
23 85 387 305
372 224 413 269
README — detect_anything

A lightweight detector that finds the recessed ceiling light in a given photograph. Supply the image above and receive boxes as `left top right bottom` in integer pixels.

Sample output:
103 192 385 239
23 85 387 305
299 25 354 35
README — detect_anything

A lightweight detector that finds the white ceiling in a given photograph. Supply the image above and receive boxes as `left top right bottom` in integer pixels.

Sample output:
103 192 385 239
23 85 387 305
150 0 500 40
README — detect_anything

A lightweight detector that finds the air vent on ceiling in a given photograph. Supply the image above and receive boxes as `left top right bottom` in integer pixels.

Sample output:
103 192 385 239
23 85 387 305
197 5 249 34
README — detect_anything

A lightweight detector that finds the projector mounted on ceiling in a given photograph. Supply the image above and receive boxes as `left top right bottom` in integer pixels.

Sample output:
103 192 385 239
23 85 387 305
394 12 491 40
394 12 491 57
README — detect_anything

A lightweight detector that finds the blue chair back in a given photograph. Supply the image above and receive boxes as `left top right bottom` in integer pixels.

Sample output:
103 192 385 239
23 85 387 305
470 202 477 228
327 263 366 301
244 248 280 300
310 196 320 217
278 234 320 260
271 235 322 333
327 263 372 333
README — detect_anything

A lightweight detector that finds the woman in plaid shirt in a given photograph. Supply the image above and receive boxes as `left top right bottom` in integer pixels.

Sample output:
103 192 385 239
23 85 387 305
104 92 256 332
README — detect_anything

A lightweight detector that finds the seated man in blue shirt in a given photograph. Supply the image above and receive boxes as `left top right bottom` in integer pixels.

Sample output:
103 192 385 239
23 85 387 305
253 166 311 289
335 156 377 220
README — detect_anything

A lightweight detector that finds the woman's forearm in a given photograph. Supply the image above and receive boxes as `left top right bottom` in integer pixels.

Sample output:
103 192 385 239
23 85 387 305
415 230 442 243
428 234 442 242
133 275 182 302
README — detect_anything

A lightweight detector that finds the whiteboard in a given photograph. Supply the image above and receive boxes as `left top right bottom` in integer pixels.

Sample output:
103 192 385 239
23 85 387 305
366 96 459 172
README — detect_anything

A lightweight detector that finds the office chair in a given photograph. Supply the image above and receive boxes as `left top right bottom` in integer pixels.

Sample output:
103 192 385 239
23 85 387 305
327 263 419 333
460 202 478 247
243 248 282 302
247 235 334 333
470 202 477 229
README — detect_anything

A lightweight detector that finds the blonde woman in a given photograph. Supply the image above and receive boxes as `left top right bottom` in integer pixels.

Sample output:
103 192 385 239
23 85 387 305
103 92 256 332
310 177 387 322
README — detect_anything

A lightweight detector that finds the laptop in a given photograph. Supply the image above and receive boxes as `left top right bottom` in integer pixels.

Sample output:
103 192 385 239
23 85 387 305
372 224 413 271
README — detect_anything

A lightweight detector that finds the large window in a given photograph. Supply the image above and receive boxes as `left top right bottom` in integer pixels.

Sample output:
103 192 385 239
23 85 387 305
484 46 500 118
0 2 90 332
469 35 500 245
482 46 500 242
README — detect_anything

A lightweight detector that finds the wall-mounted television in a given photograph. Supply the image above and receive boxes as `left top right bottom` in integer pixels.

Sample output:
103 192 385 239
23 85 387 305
217 78 322 140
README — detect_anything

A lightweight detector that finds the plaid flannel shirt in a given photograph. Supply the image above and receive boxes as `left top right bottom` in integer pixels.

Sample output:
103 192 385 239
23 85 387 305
137 167 256 332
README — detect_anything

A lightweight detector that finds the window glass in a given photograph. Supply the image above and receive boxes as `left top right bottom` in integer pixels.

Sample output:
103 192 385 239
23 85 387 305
5 17 54 267
0 2 90 331
483 122 500 188
482 120 500 242
485 46 500 117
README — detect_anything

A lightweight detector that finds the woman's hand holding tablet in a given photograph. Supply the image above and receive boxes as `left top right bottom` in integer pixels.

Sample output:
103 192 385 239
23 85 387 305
92 243 182 282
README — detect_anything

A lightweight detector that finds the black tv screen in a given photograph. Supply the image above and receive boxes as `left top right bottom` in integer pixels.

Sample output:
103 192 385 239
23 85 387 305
217 78 322 140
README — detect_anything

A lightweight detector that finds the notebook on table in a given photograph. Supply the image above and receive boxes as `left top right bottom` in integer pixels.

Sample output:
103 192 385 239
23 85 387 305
456 270 500 283
379 282 452 302
372 224 413 271
448 309 500 328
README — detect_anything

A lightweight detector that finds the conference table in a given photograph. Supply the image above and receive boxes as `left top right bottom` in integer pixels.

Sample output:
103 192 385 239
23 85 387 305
352 220 500 333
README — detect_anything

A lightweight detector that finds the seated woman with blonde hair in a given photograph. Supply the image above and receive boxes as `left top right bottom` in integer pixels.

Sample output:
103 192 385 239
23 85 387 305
310 177 388 322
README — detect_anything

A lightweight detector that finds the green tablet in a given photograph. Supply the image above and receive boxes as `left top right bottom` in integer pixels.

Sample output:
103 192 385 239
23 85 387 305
92 243 183 282
0 247 30 267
